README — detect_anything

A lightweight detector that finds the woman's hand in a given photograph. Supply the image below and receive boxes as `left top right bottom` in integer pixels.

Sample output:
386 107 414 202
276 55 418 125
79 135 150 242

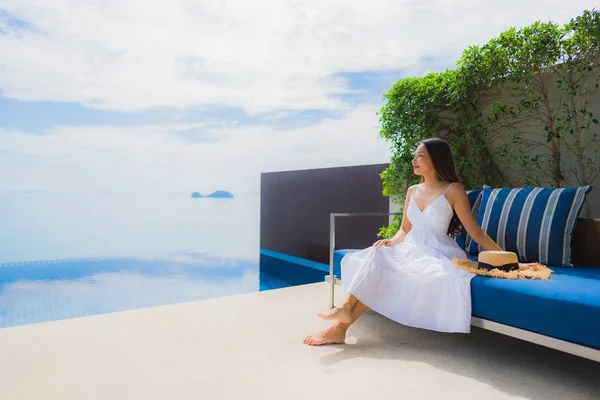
518 262 537 270
373 238 397 247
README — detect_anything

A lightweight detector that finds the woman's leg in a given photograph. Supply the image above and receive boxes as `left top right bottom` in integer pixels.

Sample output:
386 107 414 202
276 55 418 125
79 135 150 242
303 299 369 346
317 292 359 323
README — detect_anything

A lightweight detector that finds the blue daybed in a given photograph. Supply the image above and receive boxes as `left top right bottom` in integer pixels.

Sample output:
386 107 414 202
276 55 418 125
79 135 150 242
328 186 600 363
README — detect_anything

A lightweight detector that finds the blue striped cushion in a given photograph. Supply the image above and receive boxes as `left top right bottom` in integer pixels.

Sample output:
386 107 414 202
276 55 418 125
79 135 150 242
466 186 592 266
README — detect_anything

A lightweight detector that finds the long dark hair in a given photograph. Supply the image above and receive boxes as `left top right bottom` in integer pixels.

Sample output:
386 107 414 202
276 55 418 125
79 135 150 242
419 138 463 237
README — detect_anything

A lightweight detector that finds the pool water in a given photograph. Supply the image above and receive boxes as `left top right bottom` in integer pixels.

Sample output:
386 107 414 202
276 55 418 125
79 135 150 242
0 250 319 328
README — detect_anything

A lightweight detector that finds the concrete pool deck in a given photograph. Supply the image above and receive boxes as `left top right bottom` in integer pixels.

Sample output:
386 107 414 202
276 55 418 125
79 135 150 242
1 281 599 400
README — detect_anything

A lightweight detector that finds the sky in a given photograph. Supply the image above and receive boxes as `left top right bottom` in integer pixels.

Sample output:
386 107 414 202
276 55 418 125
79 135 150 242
0 1 597 195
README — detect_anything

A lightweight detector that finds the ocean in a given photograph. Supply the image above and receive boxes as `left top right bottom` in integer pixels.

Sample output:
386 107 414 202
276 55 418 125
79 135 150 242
0 192 261 263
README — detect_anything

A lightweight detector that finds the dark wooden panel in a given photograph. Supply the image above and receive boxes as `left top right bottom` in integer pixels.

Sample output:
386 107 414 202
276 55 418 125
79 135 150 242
571 218 600 267
260 164 390 264
260 163 599 267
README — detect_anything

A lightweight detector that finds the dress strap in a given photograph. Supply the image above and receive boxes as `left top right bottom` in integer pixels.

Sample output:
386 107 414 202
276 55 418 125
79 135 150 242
443 182 455 195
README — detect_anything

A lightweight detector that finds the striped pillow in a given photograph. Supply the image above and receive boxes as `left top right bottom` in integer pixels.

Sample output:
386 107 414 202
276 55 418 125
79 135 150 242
466 186 592 266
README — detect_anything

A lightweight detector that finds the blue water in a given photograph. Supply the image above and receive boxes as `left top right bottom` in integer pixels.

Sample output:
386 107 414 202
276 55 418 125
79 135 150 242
0 192 322 328
0 251 301 328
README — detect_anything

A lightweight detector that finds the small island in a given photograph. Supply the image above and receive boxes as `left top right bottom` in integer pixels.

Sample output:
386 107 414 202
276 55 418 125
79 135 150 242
191 190 234 199
207 190 234 198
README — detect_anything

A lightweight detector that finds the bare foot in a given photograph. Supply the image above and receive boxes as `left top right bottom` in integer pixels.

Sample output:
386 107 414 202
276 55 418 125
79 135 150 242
303 326 346 346
318 305 351 323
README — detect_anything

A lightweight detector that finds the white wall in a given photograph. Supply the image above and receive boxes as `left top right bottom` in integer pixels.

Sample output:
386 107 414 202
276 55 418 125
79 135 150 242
479 70 600 218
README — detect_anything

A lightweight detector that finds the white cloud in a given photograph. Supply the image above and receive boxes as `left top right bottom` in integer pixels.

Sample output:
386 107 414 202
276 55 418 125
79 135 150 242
1 1 597 194
0 105 392 194
0 0 596 114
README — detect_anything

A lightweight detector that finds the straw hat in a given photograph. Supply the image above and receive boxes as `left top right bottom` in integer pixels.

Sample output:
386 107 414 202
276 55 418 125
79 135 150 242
451 250 552 279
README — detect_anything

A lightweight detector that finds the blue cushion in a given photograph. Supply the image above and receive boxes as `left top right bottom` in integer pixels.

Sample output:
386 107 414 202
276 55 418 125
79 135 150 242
334 249 361 278
455 187 486 250
334 249 600 349
470 258 600 350
467 186 592 266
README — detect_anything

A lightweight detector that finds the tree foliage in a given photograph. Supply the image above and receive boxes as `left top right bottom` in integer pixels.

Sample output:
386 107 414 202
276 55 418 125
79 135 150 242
378 9 600 237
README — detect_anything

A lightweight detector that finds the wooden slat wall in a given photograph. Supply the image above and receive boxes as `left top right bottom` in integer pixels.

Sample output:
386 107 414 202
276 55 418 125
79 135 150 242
260 164 390 264
260 163 600 267
572 218 600 267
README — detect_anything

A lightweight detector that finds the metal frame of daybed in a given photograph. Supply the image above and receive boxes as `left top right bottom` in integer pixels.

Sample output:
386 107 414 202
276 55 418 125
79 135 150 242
326 212 600 363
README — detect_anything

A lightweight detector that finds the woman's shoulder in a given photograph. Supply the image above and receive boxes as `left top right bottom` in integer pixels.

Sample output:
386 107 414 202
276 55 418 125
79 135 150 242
446 182 467 203
447 182 465 192
407 184 421 195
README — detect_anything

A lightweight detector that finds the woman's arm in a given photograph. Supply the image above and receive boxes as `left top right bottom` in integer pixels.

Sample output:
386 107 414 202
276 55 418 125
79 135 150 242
390 186 415 245
373 186 414 247
448 184 502 252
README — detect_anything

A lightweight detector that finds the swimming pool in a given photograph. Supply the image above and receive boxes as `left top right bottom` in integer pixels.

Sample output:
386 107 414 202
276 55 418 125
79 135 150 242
0 249 326 328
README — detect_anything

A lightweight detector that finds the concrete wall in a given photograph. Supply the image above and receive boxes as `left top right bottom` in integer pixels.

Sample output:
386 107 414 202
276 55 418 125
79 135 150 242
478 70 600 217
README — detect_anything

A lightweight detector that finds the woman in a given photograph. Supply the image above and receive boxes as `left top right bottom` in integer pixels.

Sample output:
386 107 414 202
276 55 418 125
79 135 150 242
303 137 530 346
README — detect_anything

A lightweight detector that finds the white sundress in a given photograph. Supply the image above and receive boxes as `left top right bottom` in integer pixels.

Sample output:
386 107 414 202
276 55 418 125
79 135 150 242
341 184 476 333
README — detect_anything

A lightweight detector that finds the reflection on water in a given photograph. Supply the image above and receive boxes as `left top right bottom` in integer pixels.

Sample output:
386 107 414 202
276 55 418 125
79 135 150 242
0 192 324 328
0 251 282 328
